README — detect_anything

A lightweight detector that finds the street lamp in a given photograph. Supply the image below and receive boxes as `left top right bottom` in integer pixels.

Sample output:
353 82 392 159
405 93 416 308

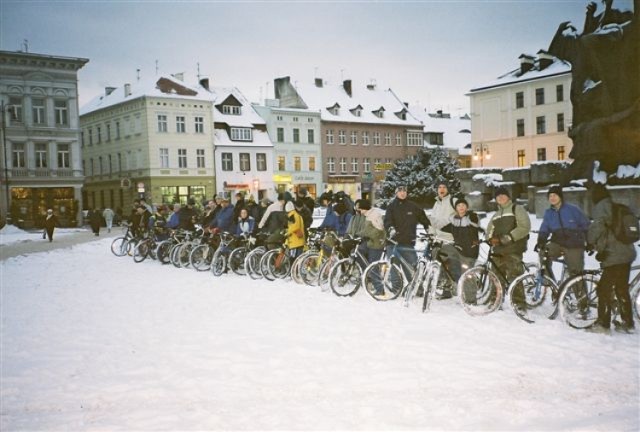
473 144 491 167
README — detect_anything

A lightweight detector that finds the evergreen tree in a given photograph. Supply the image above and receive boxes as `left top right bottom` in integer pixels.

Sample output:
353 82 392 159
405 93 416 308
378 147 460 207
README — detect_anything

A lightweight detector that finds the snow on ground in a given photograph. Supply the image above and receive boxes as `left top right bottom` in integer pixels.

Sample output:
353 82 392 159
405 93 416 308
1 216 639 430
0 225 88 246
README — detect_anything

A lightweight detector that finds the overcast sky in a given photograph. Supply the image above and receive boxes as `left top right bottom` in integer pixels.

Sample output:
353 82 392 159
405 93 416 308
1 0 635 115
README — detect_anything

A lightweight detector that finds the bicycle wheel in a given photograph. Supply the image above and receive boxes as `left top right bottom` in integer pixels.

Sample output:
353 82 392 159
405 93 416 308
133 239 150 263
630 278 640 322
156 240 174 265
245 247 266 280
422 262 441 313
190 244 214 271
267 249 291 279
170 243 183 268
110 237 130 257
329 258 363 297
362 260 405 301
404 260 427 307
558 273 599 329
290 252 310 285
457 266 503 316
298 252 324 286
260 249 278 281
178 242 194 268
210 249 227 277
508 273 559 324
228 247 248 275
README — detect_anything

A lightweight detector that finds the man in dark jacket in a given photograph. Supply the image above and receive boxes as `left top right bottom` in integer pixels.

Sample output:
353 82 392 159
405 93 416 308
209 197 235 233
233 192 246 222
178 198 199 231
587 183 636 333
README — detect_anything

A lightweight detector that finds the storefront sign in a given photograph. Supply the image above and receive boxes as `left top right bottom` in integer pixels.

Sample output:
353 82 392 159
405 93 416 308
293 175 316 182
374 162 394 171
272 174 292 182
328 176 357 183
224 183 249 189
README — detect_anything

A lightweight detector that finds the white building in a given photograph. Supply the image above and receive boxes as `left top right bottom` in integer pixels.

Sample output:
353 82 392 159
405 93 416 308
209 87 274 201
467 51 573 168
253 102 322 198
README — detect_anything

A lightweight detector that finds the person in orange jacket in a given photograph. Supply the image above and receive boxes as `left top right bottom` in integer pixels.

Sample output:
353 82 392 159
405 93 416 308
286 200 306 258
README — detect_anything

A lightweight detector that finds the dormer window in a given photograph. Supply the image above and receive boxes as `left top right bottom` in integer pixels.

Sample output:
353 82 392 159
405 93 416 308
327 103 341 116
395 108 408 120
223 105 241 115
230 127 252 141
372 107 385 118
350 105 363 117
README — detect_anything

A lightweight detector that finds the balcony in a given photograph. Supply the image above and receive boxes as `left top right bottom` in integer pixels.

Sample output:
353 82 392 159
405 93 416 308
7 168 82 178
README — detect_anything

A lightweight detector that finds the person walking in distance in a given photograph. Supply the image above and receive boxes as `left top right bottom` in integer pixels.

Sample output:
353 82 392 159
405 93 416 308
102 207 115 233
89 208 102 236
43 209 58 242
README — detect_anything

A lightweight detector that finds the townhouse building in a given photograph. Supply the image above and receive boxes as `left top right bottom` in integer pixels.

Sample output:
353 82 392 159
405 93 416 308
0 50 88 227
253 102 322 198
80 74 214 212
274 77 424 201
468 51 573 168
209 87 274 201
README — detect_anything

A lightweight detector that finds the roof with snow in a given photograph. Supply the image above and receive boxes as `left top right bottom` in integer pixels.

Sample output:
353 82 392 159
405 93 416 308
408 105 472 155
468 54 571 93
208 86 266 128
277 77 423 127
80 74 211 116
213 129 273 148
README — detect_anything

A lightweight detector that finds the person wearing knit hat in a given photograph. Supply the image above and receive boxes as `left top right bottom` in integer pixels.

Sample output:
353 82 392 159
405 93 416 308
494 186 510 199
429 181 456 244
537 184 590 281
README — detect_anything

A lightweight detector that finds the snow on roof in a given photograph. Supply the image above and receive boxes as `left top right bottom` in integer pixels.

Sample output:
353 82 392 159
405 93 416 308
290 79 423 127
209 86 266 128
213 129 273 148
468 55 571 93
80 74 210 116
408 104 472 154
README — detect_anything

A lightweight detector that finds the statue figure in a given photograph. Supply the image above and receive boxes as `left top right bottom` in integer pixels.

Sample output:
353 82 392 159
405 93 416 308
548 0 639 181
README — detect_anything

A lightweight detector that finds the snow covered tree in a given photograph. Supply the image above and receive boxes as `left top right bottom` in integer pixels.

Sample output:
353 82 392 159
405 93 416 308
377 147 460 207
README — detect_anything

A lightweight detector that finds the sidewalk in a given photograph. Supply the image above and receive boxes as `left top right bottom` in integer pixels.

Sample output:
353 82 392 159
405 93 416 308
0 228 119 261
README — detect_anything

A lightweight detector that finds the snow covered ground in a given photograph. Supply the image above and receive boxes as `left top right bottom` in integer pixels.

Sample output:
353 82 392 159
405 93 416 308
0 224 88 246
1 221 639 430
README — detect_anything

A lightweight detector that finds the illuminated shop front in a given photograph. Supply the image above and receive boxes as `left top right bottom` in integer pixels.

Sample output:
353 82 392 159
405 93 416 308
10 187 79 228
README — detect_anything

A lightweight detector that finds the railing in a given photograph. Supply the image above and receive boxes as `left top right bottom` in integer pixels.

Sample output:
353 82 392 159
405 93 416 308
6 168 82 178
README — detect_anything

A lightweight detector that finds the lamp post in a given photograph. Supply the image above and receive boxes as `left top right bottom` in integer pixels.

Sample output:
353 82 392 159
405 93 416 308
473 144 491 167
1 101 11 220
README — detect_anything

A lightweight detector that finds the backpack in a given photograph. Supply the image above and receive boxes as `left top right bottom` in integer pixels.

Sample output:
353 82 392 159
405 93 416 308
611 203 640 244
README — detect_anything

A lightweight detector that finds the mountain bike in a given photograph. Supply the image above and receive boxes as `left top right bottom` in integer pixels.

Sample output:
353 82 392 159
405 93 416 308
210 232 236 277
110 222 135 257
328 237 367 297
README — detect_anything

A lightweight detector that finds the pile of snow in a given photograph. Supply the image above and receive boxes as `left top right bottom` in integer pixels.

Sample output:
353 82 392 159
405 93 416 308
616 164 640 179
472 173 503 186
0 225 87 246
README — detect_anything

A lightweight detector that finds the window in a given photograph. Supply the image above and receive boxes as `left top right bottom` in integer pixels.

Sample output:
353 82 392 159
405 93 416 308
106 124 111 141
176 116 186 133
339 130 346 145
537 148 547 161
277 128 284 142
276 115 283 121
89 158 94 176
88 128 93 146
517 150 525 167
195 116 204 133
535 88 545 105
293 128 300 143
257 153 267 171
308 118 313 123
240 153 251 171
536 116 546 134
557 113 565 132
327 157 335 173
12 143 25 168
117 153 122 171
294 156 301 171
157 115 168 132
116 121 121 139
407 132 422 146
373 132 380 146
351 158 358 173
108 154 113 174
340 157 347 173
223 105 241 115
8 97 23 124
97 126 102 144
98 156 103 174
515 91 524 109
363 158 371 173
54 100 68 125
374 158 381 170
396 133 402 146
384 133 391 146
230 127 252 141
57 144 70 168
197 149 205 168
556 84 564 102
425 132 443 145
178 149 187 168
32 98 45 125
326 129 334 144
307 129 314 144
517 119 525 137
222 152 233 171
277 155 285 171
308 156 316 171
558 146 566 160
362 131 370 146
35 143 47 168
292 116 299 122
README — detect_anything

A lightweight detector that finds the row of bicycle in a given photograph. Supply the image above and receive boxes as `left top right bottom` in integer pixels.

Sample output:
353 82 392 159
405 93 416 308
109 222 640 331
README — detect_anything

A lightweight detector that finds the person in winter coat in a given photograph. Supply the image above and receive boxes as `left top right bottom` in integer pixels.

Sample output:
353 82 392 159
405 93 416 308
441 198 481 284
178 198 199 231
357 199 387 295
346 199 367 238
43 209 58 242
587 183 636 333
296 187 316 214
210 197 235 233
166 203 181 229
429 181 457 242
233 192 246 222
89 208 103 236
135 205 152 235
286 200 306 258
536 185 590 277
149 205 169 240
102 207 115 233
236 208 255 237
319 201 351 236
486 186 531 283
245 195 260 222
258 193 286 231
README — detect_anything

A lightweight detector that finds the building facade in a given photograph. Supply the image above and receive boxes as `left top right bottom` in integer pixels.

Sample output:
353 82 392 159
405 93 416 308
0 50 88 227
468 52 573 168
253 103 322 198
80 75 215 214
274 77 424 201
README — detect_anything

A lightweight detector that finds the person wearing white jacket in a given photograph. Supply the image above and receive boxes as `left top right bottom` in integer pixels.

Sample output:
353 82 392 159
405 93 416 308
102 208 115 233
429 182 456 242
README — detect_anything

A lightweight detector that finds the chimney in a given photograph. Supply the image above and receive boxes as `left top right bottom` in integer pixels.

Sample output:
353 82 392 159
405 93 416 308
105 87 116 96
173 72 184 81
200 77 210 90
537 50 553 70
403 102 409 108
315 78 323 88
343 79 352 97
518 54 535 75
124 83 131 97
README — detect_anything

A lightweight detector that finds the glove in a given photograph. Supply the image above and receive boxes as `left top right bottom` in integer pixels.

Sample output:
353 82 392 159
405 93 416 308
388 227 397 239
534 242 544 253
489 236 501 247
500 234 513 245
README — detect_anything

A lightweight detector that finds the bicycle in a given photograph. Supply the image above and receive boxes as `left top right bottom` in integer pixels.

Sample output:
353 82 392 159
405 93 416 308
210 232 236 277
244 233 270 280
110 222 136 257
328 237 368 297
189 232 219 272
